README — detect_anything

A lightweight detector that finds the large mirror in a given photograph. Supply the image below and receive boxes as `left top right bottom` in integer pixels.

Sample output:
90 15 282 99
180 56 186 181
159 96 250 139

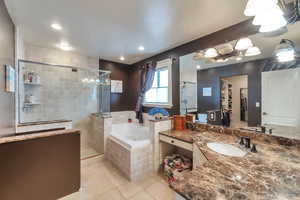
179 21 300 139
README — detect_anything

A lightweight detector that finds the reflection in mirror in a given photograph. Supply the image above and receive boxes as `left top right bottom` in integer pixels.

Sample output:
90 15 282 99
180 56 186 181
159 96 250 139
179 21 300 139
179 54 198 115
221 75 248 128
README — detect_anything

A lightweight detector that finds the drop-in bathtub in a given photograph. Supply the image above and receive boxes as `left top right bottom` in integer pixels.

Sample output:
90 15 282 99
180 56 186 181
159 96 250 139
110 123 151 148
106 123 153 181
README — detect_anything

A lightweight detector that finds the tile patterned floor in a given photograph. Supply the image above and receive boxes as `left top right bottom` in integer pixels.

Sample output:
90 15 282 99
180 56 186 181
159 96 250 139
60 156 176 200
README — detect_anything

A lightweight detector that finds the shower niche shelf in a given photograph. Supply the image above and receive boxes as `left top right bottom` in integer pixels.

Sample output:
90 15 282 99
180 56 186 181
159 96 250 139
24 102 41 106
24 81 42 86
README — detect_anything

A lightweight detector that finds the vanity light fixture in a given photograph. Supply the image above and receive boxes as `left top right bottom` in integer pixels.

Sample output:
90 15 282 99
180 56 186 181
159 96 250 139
274 39 295 62
235 38 253 51
204 48 218 58
244 0 278 17
252 5 284 26
258 14 287 33
138 46 145 51
194 38 262 64
51 23 62 30
245 46 261 57
244 0 287 33
120 56 125 61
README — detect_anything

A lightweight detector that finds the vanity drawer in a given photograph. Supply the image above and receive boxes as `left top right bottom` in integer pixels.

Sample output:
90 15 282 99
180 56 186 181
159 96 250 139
159 135 193 151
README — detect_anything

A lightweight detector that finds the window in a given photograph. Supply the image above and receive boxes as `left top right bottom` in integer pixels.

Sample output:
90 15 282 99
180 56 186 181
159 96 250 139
144 59 172 108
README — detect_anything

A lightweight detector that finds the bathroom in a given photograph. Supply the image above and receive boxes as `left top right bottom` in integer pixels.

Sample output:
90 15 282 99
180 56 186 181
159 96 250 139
0 0 300 200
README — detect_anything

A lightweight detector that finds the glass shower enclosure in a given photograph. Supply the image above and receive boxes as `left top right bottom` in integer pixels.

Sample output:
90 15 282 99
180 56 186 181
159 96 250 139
18 60 111 159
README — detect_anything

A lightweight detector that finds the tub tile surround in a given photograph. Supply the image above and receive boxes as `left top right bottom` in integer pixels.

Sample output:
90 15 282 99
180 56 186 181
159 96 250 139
169 124 300 200
149 119 172 172
105 111 171 181
106 137 153 181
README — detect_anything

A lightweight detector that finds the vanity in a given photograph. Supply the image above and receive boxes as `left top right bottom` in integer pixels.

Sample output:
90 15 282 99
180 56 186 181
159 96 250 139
159 129 208 170
162 124 300 200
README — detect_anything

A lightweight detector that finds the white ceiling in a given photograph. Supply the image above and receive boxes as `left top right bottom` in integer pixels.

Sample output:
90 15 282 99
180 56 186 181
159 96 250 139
5 0 249 64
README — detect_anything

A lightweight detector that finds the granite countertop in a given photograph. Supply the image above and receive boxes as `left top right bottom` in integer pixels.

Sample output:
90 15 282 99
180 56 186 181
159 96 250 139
169 130 300 200
160 129 200 143
0 129 80 144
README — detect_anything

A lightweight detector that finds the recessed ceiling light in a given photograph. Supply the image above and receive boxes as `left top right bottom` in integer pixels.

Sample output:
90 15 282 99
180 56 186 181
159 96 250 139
57 42 72 51
120 56 125 61
196 65 201 69
51 23 62 30
138 46 145 51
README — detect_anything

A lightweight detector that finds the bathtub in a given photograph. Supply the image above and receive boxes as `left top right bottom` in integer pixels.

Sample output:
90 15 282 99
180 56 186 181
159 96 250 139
110 123 151 149
106 123 153 181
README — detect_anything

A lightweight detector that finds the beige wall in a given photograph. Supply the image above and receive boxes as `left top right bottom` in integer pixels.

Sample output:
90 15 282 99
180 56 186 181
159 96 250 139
223 75 248 124
24 43 99 70
0 0 15 137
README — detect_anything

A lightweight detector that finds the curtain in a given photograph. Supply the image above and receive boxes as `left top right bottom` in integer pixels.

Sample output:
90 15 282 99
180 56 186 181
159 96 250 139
135 62 156 123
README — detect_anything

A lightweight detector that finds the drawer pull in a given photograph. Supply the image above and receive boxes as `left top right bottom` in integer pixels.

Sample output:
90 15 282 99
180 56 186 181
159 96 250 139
171 140 174 143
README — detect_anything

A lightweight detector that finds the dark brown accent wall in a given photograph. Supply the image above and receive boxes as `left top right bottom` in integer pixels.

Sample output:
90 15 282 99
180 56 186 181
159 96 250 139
99 19 259 114
131 19 259 115
0 133 80 200
99 59 138 111
198 59 266 126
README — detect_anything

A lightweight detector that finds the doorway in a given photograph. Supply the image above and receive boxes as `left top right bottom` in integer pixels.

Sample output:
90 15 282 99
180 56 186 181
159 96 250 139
220 75 248 128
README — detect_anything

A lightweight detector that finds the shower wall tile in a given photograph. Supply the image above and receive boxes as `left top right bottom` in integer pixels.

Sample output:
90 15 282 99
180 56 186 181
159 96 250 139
19 62 99 124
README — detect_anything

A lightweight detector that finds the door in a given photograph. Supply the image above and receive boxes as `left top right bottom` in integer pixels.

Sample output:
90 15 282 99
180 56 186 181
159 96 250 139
262 68 300 129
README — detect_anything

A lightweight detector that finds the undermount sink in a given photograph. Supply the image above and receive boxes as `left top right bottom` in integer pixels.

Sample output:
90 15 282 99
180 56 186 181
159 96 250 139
207 142 246 157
